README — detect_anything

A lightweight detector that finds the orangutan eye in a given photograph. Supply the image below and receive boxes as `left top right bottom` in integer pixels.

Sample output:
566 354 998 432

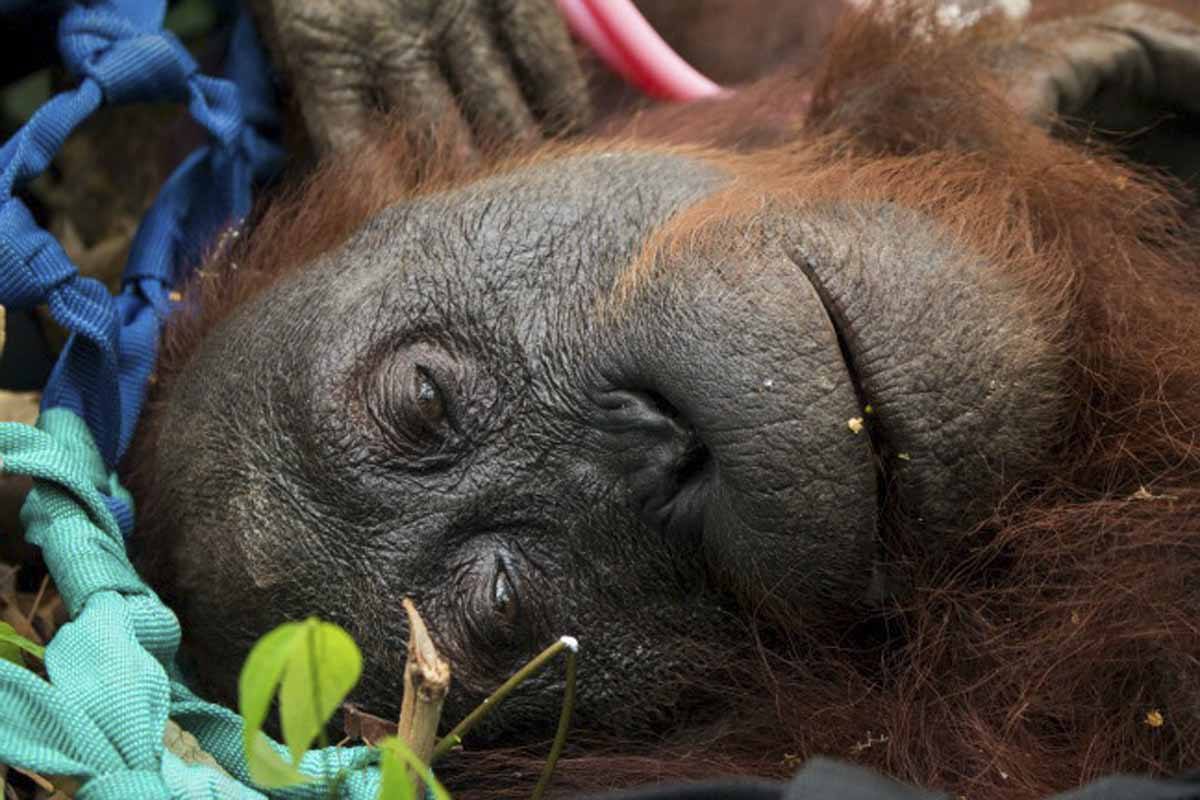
411 365 446 426
363 346 460 459
462 550 528 651
491 556 521 629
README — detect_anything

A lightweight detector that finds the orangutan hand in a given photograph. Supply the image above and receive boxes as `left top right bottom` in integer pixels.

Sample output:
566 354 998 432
994 3 1200 179
246 0 591 154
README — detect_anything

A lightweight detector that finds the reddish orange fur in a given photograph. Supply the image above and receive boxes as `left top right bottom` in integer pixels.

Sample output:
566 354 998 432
128 3 1200 798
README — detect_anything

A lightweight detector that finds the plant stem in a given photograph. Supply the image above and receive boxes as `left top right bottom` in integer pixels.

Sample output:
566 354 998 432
531 637 578 800
431 636 579 764
398 598 451 794
24 574 48 627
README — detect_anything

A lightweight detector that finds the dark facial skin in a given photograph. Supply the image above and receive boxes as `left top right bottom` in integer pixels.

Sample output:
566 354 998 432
144 148 1064 739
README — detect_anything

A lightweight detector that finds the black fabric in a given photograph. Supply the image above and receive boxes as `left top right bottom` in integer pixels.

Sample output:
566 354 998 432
578 759 1200 800
582 780 782 800
784 758 945 800
1052 775 1200 800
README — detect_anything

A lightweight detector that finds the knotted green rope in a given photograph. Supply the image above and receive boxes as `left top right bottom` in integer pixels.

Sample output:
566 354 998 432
0 409 384 798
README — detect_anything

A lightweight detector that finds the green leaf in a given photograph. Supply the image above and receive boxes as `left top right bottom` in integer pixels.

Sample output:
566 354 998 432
238 618 362 788
278 619 361 764
239 621 307 787
240 622 303 736
376 737 452 800
0 622 45 665
0 640 23 665
377 739 416 800
246 732 309 788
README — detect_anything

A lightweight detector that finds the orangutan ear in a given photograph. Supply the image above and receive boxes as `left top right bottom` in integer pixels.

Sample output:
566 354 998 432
998 3 1200 184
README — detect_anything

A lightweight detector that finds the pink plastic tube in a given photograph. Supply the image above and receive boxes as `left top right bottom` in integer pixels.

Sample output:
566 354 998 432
556 0 727 102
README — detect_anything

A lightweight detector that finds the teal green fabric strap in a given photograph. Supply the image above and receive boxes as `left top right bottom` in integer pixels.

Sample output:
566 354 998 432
76 770 171 800
0 410 383 799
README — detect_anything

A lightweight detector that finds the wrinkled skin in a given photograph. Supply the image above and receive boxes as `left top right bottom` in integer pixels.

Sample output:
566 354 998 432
247 0 589 153
148 149 1064 736
139 1 1200 749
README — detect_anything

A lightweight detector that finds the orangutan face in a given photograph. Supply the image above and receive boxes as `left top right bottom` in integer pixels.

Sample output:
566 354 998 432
140 146 1065 739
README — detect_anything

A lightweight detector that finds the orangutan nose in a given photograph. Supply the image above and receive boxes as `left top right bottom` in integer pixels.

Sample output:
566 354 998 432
594 389 711 539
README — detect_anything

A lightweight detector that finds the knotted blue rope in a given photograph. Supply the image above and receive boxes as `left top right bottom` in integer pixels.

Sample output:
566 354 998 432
1 0 279 475
0 2 387 796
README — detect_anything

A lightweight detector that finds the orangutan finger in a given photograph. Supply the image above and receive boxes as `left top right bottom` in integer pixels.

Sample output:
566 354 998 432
291 59 376 154
1094 4 1200 116
373 50 474 153
436 16 541 148
1006 4 1200 125
1017 27 1151 124
494 0 592 135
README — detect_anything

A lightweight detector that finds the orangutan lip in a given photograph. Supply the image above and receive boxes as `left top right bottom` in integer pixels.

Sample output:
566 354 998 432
787 248 893 464
787 251 871 417
788 248 893 536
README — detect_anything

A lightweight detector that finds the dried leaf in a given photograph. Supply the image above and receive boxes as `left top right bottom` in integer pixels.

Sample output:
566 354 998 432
342 703 398 745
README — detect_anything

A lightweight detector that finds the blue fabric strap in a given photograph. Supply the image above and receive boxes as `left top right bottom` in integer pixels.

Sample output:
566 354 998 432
0 0 283 472
0 4 394 795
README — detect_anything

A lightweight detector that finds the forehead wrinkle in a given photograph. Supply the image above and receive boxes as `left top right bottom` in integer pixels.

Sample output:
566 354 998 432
334 150 732 372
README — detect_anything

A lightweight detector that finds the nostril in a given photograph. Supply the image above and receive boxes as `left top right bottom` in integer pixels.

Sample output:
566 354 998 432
643 389 682 420
595 389 683 435
674 436 710 486
643 430 711 543
595 388 711 537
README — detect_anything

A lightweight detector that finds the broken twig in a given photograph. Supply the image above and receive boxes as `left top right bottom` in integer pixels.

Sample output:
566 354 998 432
398 597 451 794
